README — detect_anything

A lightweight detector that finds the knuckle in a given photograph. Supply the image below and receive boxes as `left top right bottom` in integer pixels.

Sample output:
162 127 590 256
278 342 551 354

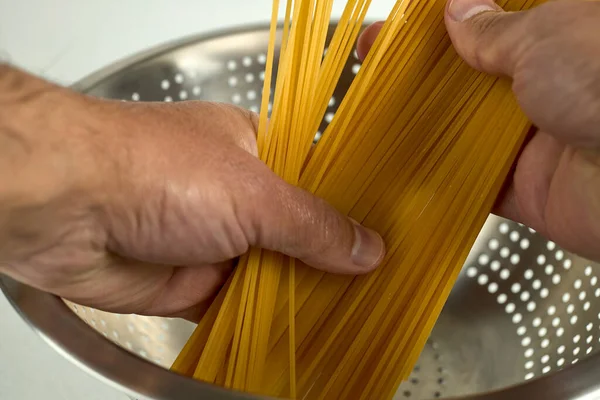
236 105 260 134
219 102 259 133
223 226 250 258
210 178 253 258
289 194 349 259
220 103 260 155
226 163 273 245
469 15 508 72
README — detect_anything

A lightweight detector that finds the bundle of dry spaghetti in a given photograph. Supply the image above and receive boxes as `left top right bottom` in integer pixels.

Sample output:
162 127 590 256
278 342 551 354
171 0 543 398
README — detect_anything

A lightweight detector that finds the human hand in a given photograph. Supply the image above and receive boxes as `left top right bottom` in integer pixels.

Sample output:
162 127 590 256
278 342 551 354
357 0 600 262
0 65 384 320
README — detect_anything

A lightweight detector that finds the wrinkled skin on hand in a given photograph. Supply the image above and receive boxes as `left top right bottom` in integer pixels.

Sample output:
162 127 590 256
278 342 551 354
0 66 384 320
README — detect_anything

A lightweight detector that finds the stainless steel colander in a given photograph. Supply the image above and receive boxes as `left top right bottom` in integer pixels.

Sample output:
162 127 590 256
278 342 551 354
3 24 600 400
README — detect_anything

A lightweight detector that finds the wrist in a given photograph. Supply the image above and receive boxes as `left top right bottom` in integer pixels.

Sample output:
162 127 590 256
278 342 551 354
1 67 77 196
0 66 107 264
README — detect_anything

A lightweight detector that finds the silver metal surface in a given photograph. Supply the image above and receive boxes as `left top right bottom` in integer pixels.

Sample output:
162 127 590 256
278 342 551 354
3 24 600 400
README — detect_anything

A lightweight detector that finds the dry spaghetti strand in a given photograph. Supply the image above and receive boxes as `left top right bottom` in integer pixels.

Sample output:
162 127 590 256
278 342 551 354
172 0 547 398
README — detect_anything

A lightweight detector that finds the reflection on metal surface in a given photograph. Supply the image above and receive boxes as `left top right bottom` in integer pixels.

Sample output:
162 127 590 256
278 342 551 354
2 24 600 400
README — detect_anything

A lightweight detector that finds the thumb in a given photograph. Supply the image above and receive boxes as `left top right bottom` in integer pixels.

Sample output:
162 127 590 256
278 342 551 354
445 0 531 77
243 171 386 275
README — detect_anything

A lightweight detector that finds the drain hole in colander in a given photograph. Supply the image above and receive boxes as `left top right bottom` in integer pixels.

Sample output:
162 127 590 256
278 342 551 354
394 339 447 399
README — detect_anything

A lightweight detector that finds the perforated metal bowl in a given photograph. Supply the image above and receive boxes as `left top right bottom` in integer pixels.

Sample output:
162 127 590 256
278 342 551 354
3 24 600 400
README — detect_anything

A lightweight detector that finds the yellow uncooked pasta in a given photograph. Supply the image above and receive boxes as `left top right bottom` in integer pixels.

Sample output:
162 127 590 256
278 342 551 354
171 0 545 398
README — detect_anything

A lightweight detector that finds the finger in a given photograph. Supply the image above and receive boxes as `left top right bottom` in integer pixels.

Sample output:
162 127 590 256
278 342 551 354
509 131 564 237
211 103 260 156
492 131 563 240
444 0 532 76
237 166 386 275
139 261 232 317
492 125 537 223
357 21 385 61
493 180 521 222
56 256 231 318
164 300 212 323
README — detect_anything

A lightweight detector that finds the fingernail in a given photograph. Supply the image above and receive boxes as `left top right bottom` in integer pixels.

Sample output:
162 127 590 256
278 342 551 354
448 0 497 22
350 220 385 270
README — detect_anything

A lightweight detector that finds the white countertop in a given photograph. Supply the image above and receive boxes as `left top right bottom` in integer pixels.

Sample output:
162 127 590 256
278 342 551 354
0 1 392 399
